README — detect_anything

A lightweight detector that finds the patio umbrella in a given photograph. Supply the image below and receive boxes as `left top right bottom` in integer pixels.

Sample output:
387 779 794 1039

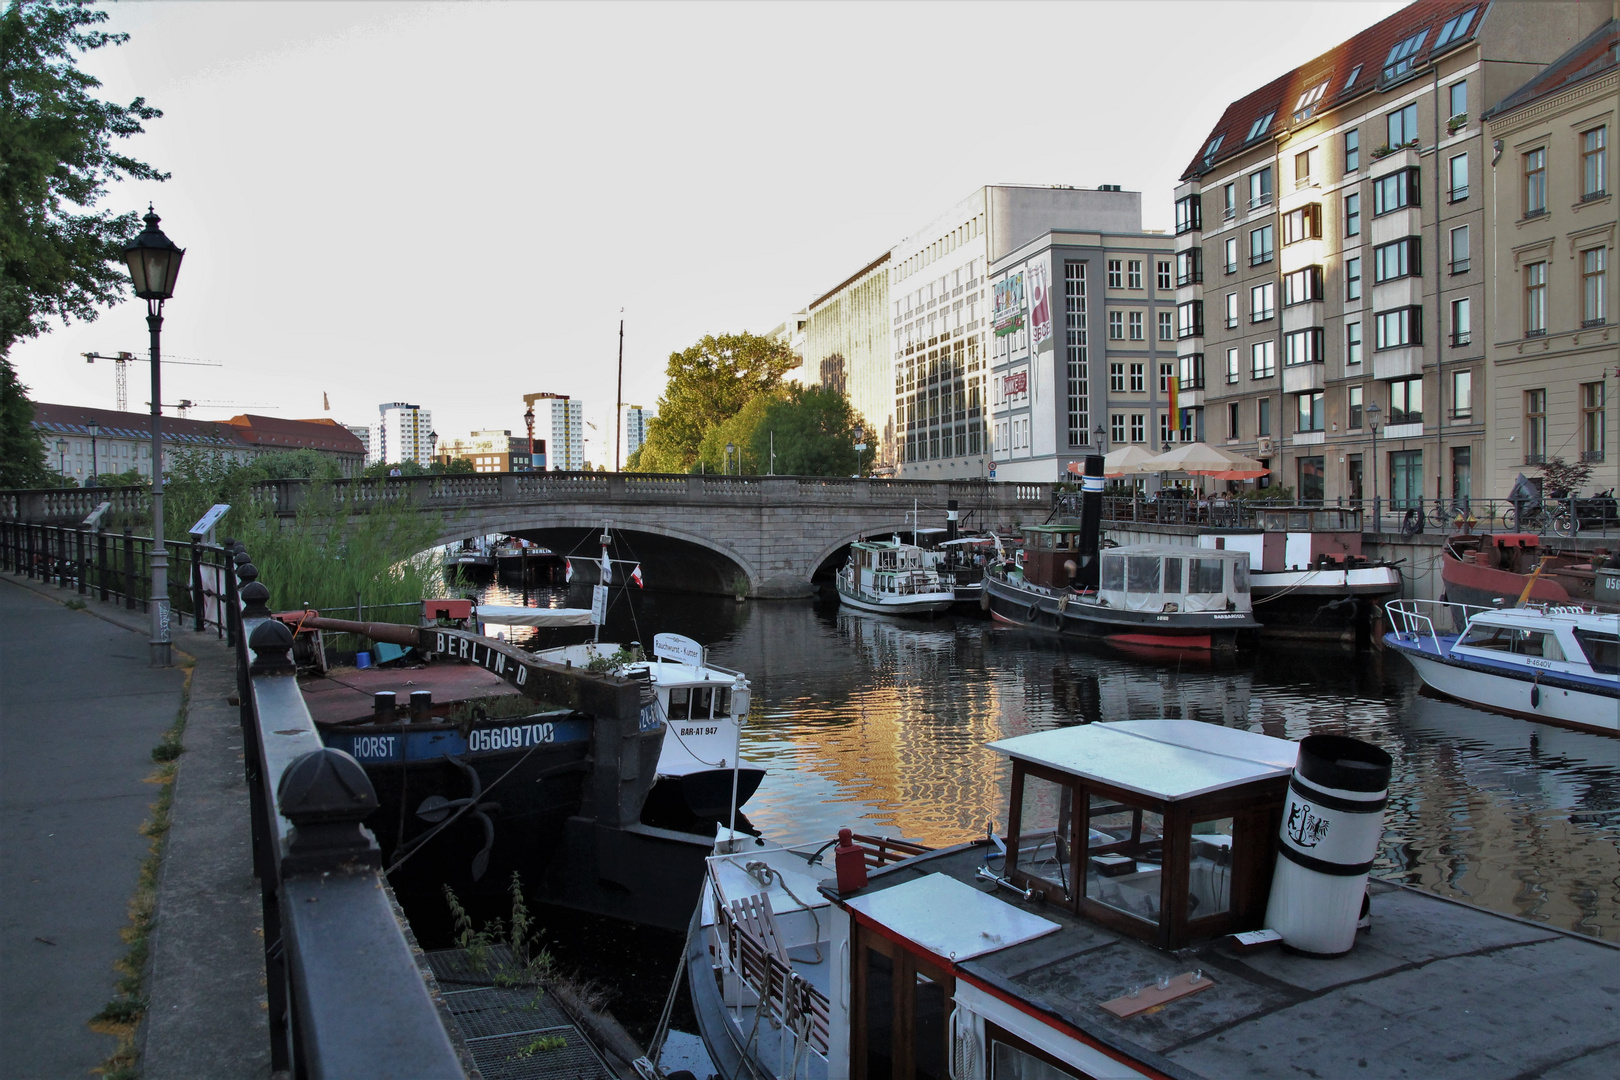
1084 445 1159 477
1142 442 1259 476
1210 465 1270 481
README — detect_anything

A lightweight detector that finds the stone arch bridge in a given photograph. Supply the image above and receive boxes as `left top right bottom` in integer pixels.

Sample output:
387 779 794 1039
4 473 1055 598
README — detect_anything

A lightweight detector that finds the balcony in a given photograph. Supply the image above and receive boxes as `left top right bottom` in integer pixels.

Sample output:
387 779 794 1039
1283 362 1326 395
1373 344 1424 381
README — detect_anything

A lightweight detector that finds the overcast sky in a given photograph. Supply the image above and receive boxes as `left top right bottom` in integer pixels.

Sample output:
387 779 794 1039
11 0 1402 450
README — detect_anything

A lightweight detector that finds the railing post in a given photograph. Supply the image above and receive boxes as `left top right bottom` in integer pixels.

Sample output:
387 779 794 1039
77 527 88 595
123 527 137 609
190 537 205 632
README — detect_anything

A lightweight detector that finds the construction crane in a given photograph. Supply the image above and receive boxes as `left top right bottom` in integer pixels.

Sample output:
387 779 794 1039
150 399 269 419
84 351 222 412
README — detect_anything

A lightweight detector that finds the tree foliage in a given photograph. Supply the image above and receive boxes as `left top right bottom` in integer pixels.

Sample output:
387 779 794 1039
750 384 867 477
698 390 783 474
632 332 800 473
1 0 168 354
0 357 50 487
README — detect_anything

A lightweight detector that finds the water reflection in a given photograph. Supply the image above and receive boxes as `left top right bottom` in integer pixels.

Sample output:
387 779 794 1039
473 580 1619 938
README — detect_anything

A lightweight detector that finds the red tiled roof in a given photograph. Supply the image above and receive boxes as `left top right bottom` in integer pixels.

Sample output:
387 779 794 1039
1486 19 1618 118
1181 1 1483 180
30 402 245 448
222 414 366 454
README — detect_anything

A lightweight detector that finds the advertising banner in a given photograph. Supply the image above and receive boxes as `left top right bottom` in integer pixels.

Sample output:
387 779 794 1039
1028 262 1052 350
993 272 1025 337
1005 371 1028 398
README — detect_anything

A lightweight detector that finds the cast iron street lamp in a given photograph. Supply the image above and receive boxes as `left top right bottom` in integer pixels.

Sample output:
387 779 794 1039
853 425 866 476
87 417 99 486
429 430 438 470
523 405 535 470
725 442 735 476
1366 401 1382 532
56 438 69 482
122 206 185 667
1094 423 1107 452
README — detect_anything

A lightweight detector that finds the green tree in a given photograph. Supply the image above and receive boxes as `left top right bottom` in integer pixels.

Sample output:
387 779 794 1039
1 0 168 354
749 384 866 477
633 332 800 473
698 390 783 474
0 357 50 487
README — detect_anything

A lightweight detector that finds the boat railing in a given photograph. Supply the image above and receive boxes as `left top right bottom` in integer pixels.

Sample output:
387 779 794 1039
1386 598 1493 642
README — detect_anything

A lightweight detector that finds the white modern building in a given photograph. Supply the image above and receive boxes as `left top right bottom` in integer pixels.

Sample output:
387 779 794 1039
621 405 653 466
541 397 584 471
369 402 433 468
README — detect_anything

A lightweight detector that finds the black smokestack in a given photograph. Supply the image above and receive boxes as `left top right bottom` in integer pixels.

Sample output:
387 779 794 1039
947 499 959 543
1078 454 1104 591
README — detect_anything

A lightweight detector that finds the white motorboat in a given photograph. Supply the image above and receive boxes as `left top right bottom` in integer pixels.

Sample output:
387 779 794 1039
1384 599 1619 734
834 536 955 617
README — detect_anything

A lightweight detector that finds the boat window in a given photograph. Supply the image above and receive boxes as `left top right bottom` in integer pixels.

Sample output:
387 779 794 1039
1187 818 1234 920
1188 558 1225 593
1101 556 1125 591
988 1023 1097 1080
689 685 714 718
1313 511 1341 530
1012 773 1076 896
1086 795 1165 924
1163 557 1184 594
1510 631 1562 660
1289 511 1311 530
1574 631 1620 674
713 686 731 716
913 972 947 1080
1127 556 1162 594
1233 559 1250 593
1458 624 1511 650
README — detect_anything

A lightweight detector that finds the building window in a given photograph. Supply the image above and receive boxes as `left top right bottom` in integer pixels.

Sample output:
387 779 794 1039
1447 80 1467 124
1294 146 1318 187
1373 167 1419 215
1177 300 1203 339
1130 413 1145 443
1390 376 1422 424
1179 353 1205 390
1524 148 1547 216
1452 369 1472 420
1384 32 1427 82
1251 340 1276 379
1345 192 1361 237
1251 282 1276 322
1109 363 1125 391
1174 194 1202 234
1128 261 1143 289
1175 247 1202 286
1222 182 1236 220
1346 256 1362 301
1349 384 1364 428
1344 65 1362 91
1159 362 1175 394
1346 320 1363 365
1344 129 1360 173
1130 363 1146 392
1434 8 1475 50
1108 260 1123 288
1582 127 1607 198
1452 446 1471 502
1282 203 1322 244
1296 391 1325 432
1526 389 1546 462
1250 224 1274 266
1376 306 1420 349
1293 85 1327 124
1448 153 1468 200
1374 236 1421 283
1157 260 1172 290
1283 265 1323 306
1257 397 1272 436
1386 103 1419 147
1583 247 1607 326
1224 237 1239 274
1451 296 1471 346
1227 400 1241 438
1129 311 1144 340
1108 311 1124 339
1065 261 1088 447
1525 261 1547 335
1249 167 1273 210
1158 310 1174 341
1111 413 1126 444
1390 449 1423 507
1450 224 1470 273
1246 111 1275 144
1285 327 1324 366
1582 382 1606 461
1224 347 1240 384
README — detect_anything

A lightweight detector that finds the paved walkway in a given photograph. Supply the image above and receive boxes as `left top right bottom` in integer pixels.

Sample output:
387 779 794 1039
0 574 269 1079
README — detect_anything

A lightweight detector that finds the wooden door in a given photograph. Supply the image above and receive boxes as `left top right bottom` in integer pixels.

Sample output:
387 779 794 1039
852 924 954 1080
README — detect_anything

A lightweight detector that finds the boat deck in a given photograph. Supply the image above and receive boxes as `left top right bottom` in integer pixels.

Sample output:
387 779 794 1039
856 843 1620 1080
299 662 520 724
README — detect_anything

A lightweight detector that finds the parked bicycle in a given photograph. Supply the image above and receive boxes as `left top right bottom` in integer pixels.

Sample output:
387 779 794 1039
1548 488 1619 536
1426 498 1478 531
1502 496 1565 534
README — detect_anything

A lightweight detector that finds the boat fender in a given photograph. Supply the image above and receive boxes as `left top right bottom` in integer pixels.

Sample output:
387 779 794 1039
979 587 990 613
1530 682 1540 708
1027 603 1041 623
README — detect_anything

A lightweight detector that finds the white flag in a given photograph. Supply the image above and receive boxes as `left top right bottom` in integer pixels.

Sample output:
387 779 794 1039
599 547 613 585
564 558 573 583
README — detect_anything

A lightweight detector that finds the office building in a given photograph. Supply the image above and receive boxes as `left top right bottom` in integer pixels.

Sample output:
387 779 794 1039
370 402 434 468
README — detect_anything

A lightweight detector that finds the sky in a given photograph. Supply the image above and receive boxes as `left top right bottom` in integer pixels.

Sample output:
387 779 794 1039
11 0 1404 456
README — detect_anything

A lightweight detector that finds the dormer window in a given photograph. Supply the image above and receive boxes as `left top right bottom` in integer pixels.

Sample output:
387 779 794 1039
1383 30 1427 80
1343 64 1362 90
1203 133 1225 166
1292 82 1328 122
1434 7 1476 50
1246 110 1276 143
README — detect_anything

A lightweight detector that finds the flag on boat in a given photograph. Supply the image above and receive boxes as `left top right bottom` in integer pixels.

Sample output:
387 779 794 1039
599 547 613 585
564 558 573 583
631 564 643 588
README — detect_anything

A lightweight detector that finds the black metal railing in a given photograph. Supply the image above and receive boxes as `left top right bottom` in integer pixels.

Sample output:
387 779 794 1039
0 521 235 637
230 545 463 1078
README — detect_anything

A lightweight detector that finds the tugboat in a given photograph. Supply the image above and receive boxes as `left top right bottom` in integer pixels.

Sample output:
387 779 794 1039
834 536 956 617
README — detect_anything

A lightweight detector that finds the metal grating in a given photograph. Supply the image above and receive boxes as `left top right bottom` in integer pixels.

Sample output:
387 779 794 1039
429 945 525 987
465 1031 614 1080
445 987 574 1039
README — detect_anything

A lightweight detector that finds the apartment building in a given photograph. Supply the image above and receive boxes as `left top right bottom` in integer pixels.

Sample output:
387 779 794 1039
620 404 653 465
987 230 1177 482
1173 0 1610 507
370 402 434 468
1482 18 1618 498
437 430 536 473
537 396 584 471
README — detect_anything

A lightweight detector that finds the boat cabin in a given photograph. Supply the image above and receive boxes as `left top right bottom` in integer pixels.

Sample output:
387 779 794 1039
1016 524 1084 589
1450 607 1620 676
990 720 1293 949
1098 545 1252 614
1200 506 1364 572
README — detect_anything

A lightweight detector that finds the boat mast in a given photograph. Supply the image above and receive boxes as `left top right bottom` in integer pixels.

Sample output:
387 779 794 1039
614 312 624 474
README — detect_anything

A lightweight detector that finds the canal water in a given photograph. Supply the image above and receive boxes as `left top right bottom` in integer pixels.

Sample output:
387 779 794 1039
434 575 1620 1043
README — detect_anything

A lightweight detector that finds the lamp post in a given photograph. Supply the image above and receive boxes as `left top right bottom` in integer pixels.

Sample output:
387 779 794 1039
87 418 99 487
121 206 184 668
853 425 866 477
523 405 535 470
1094 423 1108 453
1366 401 1382 532
725 441 735 476
56 438 69 483
428 430 438 471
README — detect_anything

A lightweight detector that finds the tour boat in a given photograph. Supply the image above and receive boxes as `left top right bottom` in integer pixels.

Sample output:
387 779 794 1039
444 536 496 578
1383 599 1619 734
834 536 956 617
984 528 1259 650
684 720 1620 1080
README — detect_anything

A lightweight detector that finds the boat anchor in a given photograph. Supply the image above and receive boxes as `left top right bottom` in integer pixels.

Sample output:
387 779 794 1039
402 755 501 881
